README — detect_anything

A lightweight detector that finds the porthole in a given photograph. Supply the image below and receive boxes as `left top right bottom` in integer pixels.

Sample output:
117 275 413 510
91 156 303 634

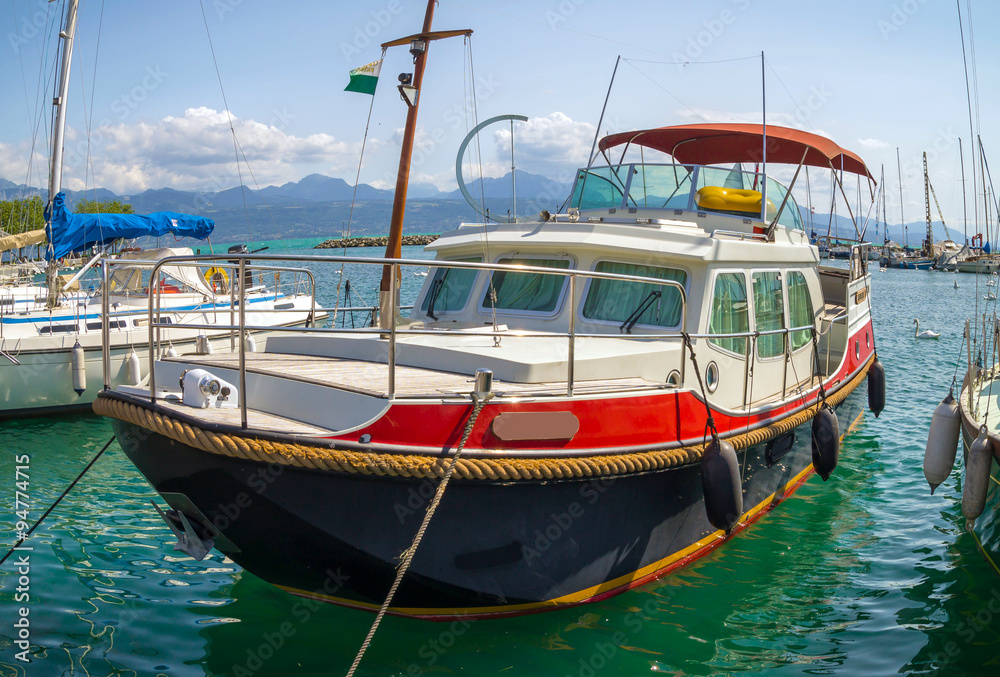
866 330 871 349
855 340 860 360
667 370 682 387
706 362 720 393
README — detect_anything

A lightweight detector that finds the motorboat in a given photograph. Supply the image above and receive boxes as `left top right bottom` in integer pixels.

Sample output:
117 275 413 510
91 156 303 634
97 122 884 619
95 3 884 620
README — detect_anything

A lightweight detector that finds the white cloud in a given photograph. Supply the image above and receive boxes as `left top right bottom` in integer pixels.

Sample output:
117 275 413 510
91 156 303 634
856 137 889 150
488 112 595 182
40 107 360 194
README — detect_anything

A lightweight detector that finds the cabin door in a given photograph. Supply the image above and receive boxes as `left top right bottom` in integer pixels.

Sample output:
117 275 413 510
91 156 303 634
748 271 791 406
705 270 751 410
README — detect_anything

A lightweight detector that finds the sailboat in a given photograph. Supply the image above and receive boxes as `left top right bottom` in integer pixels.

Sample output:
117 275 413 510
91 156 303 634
95 2 885 619
0 0 320 417
921 2 1000 575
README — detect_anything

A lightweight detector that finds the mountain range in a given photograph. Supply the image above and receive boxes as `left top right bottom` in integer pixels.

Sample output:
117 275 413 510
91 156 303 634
0 172 969 247
0 171 571 243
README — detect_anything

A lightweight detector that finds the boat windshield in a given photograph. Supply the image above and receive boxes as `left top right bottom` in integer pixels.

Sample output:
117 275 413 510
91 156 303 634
567 162 803 231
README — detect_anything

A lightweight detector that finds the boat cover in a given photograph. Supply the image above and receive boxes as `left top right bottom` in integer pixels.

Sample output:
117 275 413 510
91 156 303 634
599 123 874 181
0 228 46 253
44 192 214 259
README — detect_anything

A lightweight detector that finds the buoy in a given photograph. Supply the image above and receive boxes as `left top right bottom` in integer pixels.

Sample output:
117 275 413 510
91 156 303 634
71 340 86 395
701 437 743 534
811 403 840 480
962 427 993 526
244 332 257 353
923 392 961 493
868 356 886 417
164 342 178 358
127 348 141 386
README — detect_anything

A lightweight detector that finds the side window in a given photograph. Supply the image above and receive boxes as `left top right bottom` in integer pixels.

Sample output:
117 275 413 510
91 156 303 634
420 258 481 317
787 271 814 351
582 262 687 328
752 271 786 358
708 272 749 355
483 258 571 313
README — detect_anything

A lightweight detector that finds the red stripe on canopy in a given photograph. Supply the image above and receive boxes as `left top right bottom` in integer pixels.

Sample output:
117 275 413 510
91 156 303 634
598 124 874 181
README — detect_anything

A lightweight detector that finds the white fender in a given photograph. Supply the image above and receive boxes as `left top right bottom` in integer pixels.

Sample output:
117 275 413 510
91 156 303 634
71 340 86 395
127 348 141 386
923 393 961 493
963 427 994 527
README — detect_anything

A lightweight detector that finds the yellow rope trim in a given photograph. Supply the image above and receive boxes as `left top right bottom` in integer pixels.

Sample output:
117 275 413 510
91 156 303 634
94 361 870 481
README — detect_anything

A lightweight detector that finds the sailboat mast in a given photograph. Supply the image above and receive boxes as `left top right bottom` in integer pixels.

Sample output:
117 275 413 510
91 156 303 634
923 152 932 257
379 0 437 327
896 147 906 250
46 0 80 307
48 0 78 203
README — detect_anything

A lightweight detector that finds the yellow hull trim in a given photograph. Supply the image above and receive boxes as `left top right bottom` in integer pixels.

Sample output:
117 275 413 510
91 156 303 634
277 460 821 618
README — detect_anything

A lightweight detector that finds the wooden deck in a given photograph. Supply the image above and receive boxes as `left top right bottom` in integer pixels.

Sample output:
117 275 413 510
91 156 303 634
155 397 334 435
166 351 667 400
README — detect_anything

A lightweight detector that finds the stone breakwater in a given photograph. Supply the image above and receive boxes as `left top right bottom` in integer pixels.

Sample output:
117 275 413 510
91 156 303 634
314 234 438 249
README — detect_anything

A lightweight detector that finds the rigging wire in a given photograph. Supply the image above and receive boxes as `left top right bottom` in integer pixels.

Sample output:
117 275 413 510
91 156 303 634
438 1 663 56
620 59 706 123
333 48 385 327
199 0 252 250
465 35 499 333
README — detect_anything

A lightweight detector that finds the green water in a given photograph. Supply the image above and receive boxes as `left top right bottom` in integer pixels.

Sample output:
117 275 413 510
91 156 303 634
2 254 1000 676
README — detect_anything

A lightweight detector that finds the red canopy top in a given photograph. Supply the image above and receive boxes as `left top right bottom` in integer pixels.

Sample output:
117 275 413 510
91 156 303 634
598 123 874 181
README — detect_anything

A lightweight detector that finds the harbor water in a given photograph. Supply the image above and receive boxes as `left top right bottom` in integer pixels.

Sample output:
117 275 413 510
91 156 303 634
1 244 999 676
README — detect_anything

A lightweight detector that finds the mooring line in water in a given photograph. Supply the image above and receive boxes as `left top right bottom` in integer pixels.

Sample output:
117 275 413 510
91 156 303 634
0 435 116 567
345 395 489 677
969 528 1000 577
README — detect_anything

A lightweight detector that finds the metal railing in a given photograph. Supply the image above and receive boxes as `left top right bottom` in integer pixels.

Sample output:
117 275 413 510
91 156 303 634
94 252 871 430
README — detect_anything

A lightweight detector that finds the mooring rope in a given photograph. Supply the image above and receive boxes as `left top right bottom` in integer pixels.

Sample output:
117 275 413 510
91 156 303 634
345 393 489 677
682 332 719 445
0 436 116 566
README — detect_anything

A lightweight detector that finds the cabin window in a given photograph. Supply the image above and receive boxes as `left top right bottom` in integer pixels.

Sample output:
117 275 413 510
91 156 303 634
582 262 686 328
483 258 570 313
626 164 694 210
708 272 749 355
420 257 481 317
752 271 786 358
38 324 77 335
787 271 813 351
766 177 803 231
569 167 626 210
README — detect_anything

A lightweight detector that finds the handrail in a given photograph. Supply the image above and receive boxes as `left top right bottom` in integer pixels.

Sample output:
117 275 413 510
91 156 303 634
113 252 853 427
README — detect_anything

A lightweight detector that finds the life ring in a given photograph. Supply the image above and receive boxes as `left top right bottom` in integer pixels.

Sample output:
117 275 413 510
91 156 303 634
204 267 229 292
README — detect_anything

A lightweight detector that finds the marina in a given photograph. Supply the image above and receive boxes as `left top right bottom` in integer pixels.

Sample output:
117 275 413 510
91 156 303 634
1 254 998 675
2 0 1000 674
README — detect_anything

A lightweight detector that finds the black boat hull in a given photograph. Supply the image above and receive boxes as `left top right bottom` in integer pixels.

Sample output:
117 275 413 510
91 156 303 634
112 385 866 620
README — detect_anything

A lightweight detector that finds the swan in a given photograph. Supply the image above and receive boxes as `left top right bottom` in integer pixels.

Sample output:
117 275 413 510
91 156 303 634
914 319 941 339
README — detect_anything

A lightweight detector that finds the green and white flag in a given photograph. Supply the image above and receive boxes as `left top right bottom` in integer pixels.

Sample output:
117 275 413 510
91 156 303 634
344 60 382 95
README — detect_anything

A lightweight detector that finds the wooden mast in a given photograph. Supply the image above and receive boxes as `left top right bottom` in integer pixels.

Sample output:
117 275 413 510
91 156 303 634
378 0 436 329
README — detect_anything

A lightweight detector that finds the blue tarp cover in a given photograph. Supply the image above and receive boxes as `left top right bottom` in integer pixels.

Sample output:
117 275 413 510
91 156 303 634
44 192 214 259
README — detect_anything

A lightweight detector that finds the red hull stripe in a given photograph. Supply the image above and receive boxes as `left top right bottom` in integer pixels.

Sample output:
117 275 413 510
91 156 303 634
324 319 875 455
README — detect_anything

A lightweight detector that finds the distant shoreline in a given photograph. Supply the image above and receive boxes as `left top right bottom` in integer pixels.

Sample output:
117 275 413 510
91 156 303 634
314 234 438 249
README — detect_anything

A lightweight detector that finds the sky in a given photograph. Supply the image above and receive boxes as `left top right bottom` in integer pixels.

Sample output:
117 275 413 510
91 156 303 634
0 0 998 234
